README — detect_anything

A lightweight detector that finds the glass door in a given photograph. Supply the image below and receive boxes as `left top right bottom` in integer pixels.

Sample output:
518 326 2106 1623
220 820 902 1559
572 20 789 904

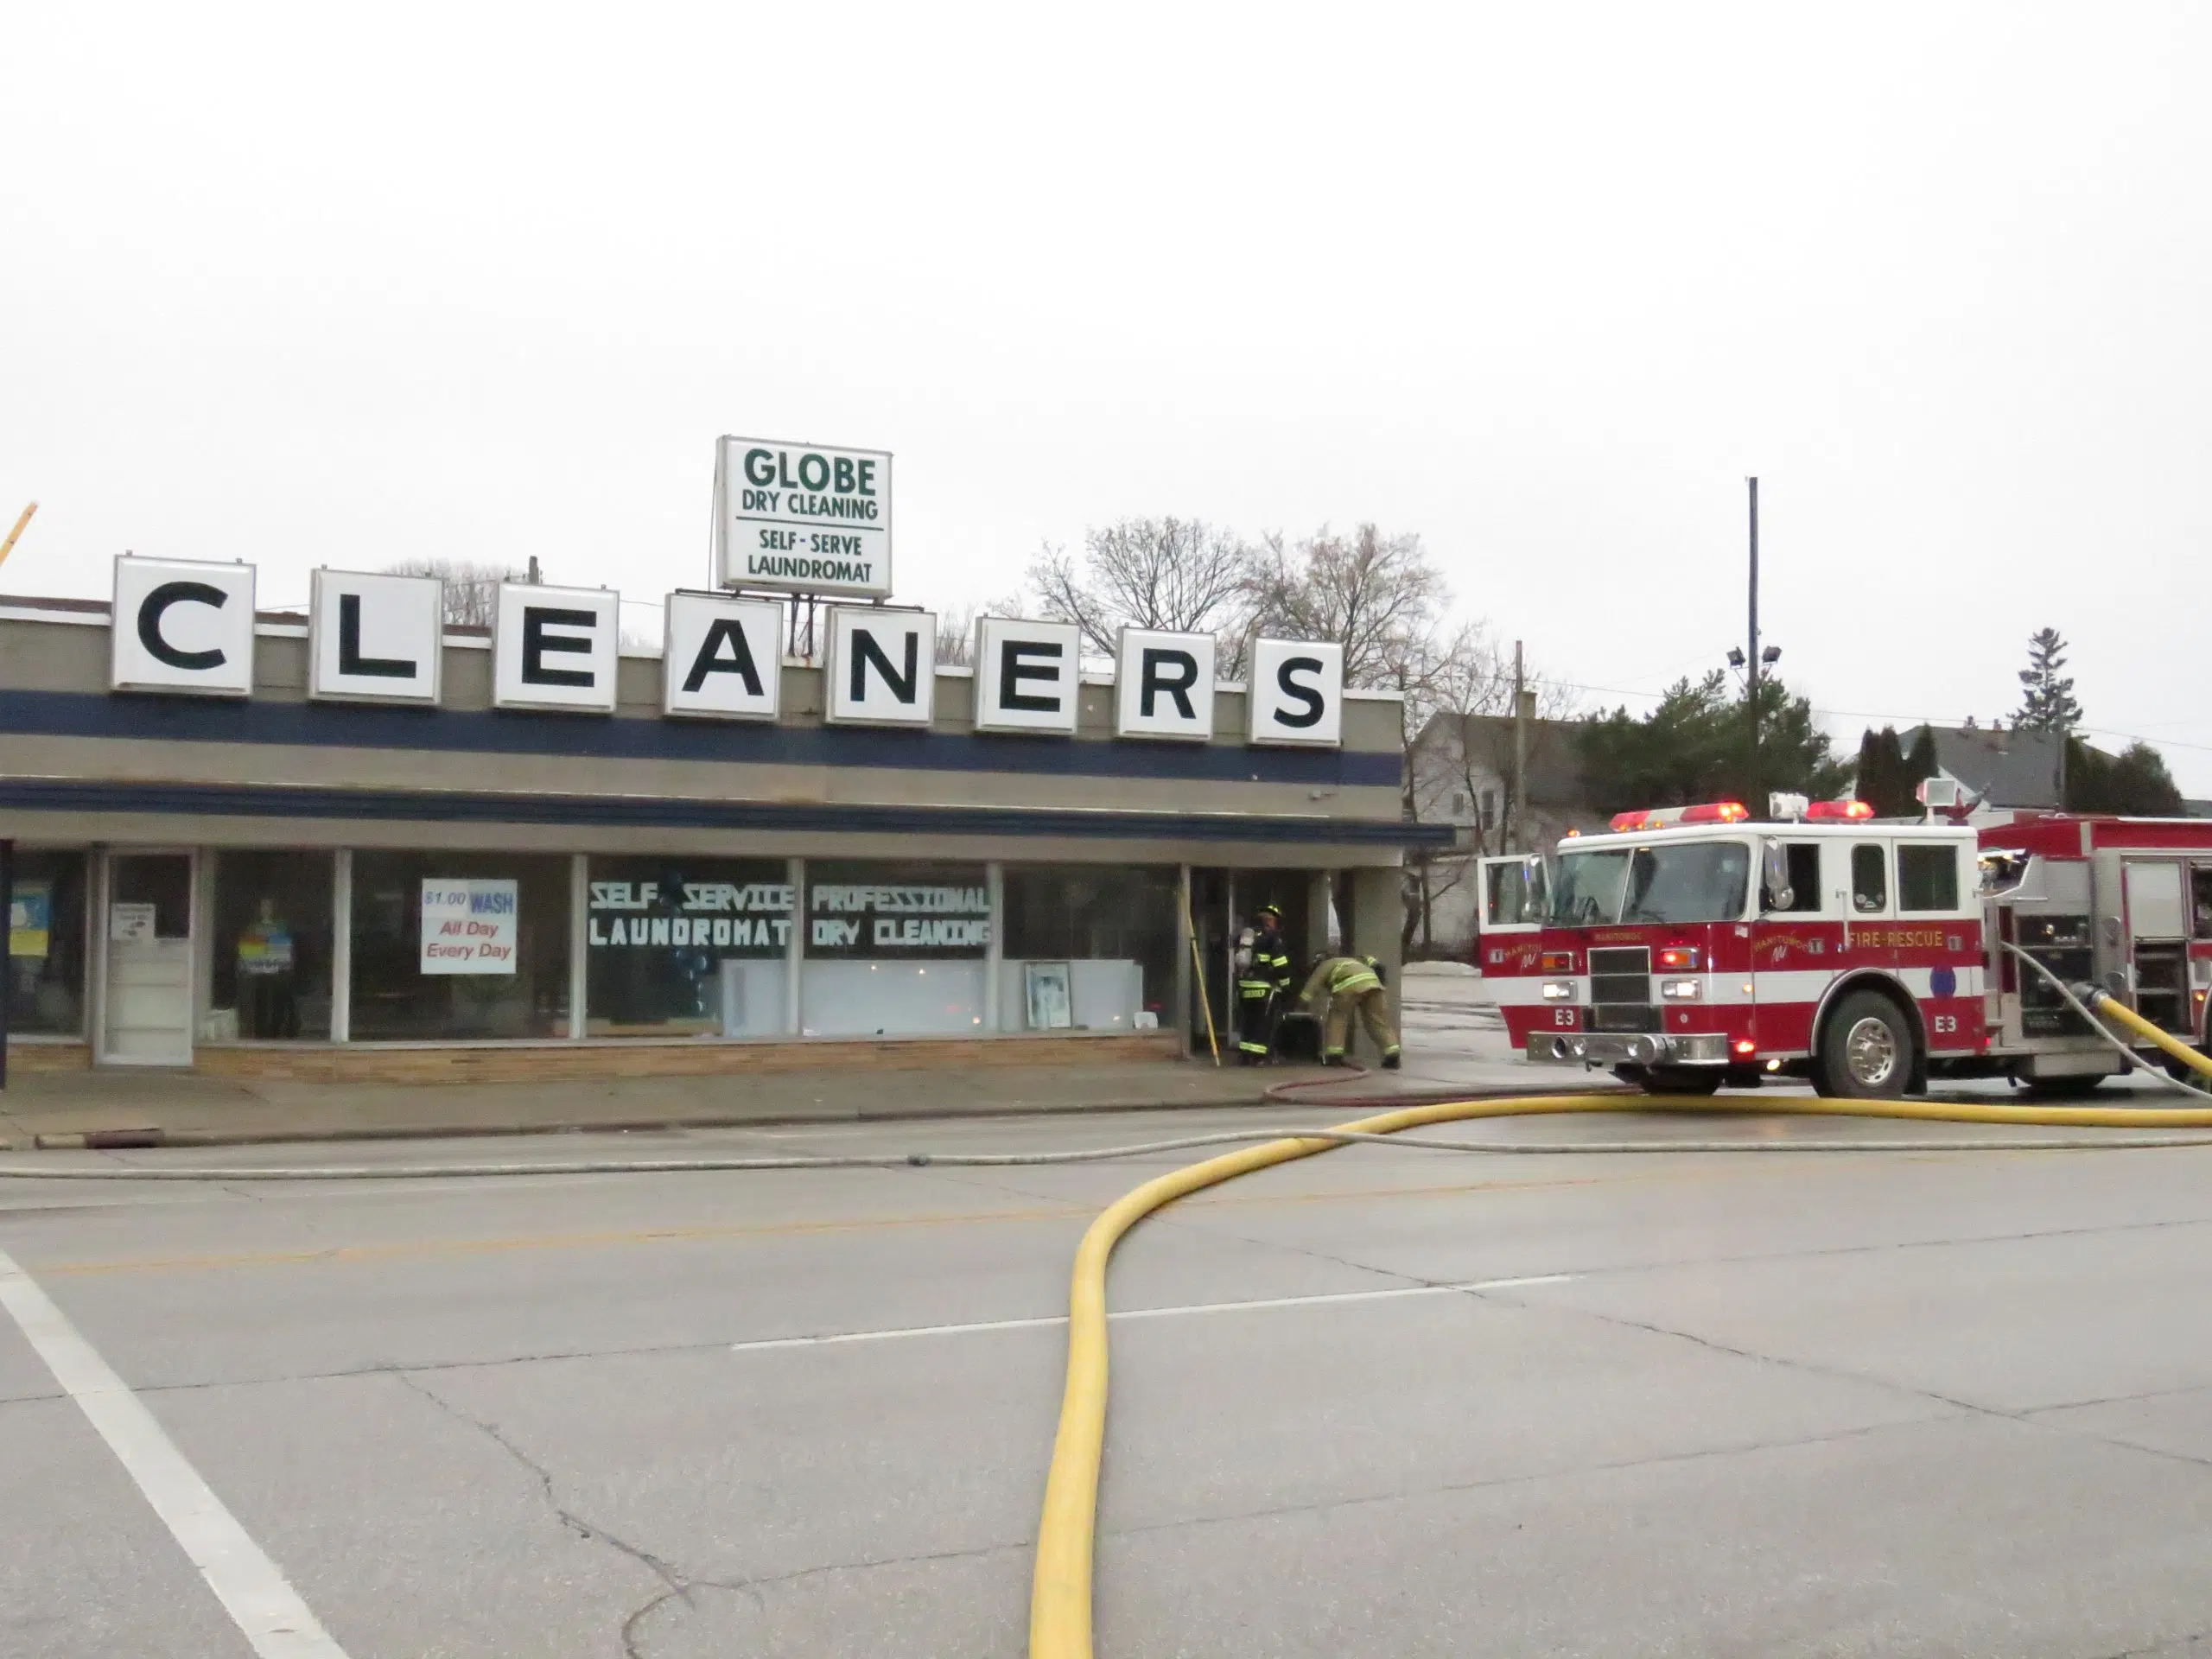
100 850 195 1065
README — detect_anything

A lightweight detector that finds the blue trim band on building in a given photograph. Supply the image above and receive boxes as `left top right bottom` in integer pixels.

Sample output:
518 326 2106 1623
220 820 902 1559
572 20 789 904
0 777 1455 846
0 690 1403 789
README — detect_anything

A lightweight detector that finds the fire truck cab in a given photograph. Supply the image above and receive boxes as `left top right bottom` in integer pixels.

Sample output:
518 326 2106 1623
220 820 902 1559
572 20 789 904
1477 801 2212 1097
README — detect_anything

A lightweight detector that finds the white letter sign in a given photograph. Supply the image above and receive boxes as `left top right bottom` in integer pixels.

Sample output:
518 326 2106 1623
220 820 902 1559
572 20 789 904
663 592 783 721
825 607 935 726
714 436 893 599
1113 626 1215 741
110 555 257 697
308 569 442 705
973 617 1080 734
1247 637 1344 747
493 582 619 713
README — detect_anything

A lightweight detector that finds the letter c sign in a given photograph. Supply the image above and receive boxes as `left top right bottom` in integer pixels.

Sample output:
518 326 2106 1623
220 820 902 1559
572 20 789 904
110 555 257 696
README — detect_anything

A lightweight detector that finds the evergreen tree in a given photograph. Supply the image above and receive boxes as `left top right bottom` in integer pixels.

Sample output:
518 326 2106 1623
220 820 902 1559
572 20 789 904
2065 737 2184 815
2014 628 2083 733
1579 672 1848 815
1902 725 1941 808
1855 727 1913 817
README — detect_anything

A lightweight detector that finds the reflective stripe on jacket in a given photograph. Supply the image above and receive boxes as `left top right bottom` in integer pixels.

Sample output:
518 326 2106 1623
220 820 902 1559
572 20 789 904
1300 957 1382 1006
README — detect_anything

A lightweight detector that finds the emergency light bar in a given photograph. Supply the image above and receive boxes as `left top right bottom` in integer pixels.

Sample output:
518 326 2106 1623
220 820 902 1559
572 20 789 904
1804 798 1874 822
1607 801 1750 833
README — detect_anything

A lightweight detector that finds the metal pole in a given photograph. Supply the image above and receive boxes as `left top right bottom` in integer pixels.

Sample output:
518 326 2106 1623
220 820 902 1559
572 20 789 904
1746 477 1761 804
1511 639 1529 854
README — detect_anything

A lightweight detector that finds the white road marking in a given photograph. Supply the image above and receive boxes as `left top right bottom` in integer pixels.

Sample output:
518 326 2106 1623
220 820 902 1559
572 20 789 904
0 1247 349 1659
728 1274 1576 1354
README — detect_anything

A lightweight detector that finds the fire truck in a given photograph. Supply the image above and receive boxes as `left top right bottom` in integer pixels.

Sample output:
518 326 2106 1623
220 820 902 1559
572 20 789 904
1474 795 2212 1097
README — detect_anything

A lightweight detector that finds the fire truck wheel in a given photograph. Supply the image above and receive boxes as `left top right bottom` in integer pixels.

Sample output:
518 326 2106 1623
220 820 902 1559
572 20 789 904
1818 990 1916 1099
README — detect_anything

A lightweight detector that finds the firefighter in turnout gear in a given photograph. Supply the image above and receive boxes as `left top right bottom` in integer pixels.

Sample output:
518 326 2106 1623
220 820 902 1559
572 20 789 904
1300 954 1402 1069
1236 904 1294 1065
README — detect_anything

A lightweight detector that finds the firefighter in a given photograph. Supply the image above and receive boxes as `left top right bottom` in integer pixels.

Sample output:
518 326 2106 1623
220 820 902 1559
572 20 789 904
1299 953 1402 1070
1236 904 1293 1064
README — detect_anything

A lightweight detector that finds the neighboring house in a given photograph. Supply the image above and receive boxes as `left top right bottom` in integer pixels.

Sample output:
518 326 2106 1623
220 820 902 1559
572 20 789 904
1897 723 2063 820
1407 713 1607 956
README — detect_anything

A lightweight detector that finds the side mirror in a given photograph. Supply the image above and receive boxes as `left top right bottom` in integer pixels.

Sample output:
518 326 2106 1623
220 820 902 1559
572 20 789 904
1761 842 1794 912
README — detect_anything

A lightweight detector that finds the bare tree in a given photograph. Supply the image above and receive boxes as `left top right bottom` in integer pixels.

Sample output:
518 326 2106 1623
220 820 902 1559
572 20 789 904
383 558 524 629
1249 524 1450 686
1027 518 1261 664
929 596 1024 666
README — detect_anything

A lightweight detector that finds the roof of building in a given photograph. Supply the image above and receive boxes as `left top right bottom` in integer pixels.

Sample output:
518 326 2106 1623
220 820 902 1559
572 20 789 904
1907 723 2064 810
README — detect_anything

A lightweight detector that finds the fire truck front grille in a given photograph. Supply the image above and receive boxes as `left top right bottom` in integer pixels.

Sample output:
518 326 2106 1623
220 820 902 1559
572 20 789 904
1586 946 1656 1034
1589 1003 1662 1033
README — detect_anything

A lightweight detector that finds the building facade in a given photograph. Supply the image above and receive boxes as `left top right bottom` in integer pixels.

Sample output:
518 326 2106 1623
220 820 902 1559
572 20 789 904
1 585 1438 1079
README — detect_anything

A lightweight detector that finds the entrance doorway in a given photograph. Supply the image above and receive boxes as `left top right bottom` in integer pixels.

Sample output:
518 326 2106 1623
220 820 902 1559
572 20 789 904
1186 868 1325 1052
99 850 195 1065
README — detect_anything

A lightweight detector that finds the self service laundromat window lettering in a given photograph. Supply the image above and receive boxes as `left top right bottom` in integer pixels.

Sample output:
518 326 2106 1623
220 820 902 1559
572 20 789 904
713 437 893 600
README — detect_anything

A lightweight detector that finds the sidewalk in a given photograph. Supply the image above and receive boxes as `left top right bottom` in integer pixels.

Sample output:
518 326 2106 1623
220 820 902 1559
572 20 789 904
0 1056 1393 1150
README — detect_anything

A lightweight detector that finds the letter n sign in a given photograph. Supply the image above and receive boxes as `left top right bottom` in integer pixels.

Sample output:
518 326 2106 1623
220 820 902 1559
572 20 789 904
825 607 935 727
1113 626 1214 741
1247 637 1344 748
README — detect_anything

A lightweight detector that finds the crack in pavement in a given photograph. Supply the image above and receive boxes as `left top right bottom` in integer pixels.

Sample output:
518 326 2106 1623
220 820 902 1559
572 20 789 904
391 1370 698 1659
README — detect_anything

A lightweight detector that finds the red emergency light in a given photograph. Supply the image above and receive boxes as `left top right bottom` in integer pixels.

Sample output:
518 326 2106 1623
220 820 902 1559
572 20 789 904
1608 801 1751 833
1804 799 1875 822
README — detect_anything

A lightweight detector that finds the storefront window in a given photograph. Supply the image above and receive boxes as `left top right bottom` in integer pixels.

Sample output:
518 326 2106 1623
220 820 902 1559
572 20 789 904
801 861 988 1036
1002 866 1179 1032
207 851 334 1040
586 856 792 1037
350 851 571 1040
7 850 89 1038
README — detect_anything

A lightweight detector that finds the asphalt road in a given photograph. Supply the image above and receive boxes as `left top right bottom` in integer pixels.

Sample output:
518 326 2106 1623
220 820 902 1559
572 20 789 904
7 1020 2212 1657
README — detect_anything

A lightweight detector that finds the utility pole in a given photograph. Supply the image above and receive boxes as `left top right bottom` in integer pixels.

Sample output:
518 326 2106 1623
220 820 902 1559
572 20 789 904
1510 639 1529 854
1745 477 1761 805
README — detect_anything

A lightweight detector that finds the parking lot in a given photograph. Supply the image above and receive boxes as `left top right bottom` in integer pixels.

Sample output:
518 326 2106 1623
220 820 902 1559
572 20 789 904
7 1007 2212 1656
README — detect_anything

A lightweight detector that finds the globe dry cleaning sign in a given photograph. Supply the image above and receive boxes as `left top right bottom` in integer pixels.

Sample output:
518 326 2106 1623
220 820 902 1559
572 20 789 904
712 436 891 598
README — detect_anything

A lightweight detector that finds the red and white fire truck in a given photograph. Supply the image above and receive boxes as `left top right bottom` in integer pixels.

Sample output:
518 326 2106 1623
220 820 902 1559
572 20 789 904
1475 796 2212 1096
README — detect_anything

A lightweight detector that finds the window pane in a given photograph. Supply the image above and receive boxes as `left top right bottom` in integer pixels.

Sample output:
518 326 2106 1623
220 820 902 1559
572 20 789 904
1851 845 1888 913
1001 865 1178 1032
802 861 988 1036
1897 844 1959 912
586 856 792 1038
351 851 571 1039
210 851 334 1039
1621 842 1750 925
2192 868 2212 938
1770 843 1821 913
1550 850 1630 925
7 850 88 1037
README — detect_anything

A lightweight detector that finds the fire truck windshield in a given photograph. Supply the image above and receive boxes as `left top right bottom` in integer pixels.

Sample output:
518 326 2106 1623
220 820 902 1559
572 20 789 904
1550 841 1751 926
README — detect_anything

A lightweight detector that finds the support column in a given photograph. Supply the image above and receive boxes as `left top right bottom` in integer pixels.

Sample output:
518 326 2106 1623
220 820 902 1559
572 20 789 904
1175 864 1193 1058
1349 864 1404 1065
567 853 588 1039
982 861 1004 1033
330 850 353 1044
785 857 805 1035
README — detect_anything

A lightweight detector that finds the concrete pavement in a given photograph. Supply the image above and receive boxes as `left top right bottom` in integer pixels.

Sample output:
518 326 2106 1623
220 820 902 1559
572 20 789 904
9 988 2212 1655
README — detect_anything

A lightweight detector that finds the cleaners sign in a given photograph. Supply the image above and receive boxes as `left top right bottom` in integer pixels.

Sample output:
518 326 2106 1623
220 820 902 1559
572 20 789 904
713 436 892 599
421 879 518 975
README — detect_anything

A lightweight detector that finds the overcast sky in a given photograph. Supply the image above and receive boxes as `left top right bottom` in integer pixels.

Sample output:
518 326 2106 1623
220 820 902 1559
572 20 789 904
5 4 2208 789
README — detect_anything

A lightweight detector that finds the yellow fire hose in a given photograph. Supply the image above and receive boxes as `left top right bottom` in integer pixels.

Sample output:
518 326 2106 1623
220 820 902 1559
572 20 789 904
1027 1084 2212 1657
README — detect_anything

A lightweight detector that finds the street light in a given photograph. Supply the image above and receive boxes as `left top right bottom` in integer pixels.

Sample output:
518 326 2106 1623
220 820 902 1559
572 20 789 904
1726 647 1746 669
1761 645 1781 665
